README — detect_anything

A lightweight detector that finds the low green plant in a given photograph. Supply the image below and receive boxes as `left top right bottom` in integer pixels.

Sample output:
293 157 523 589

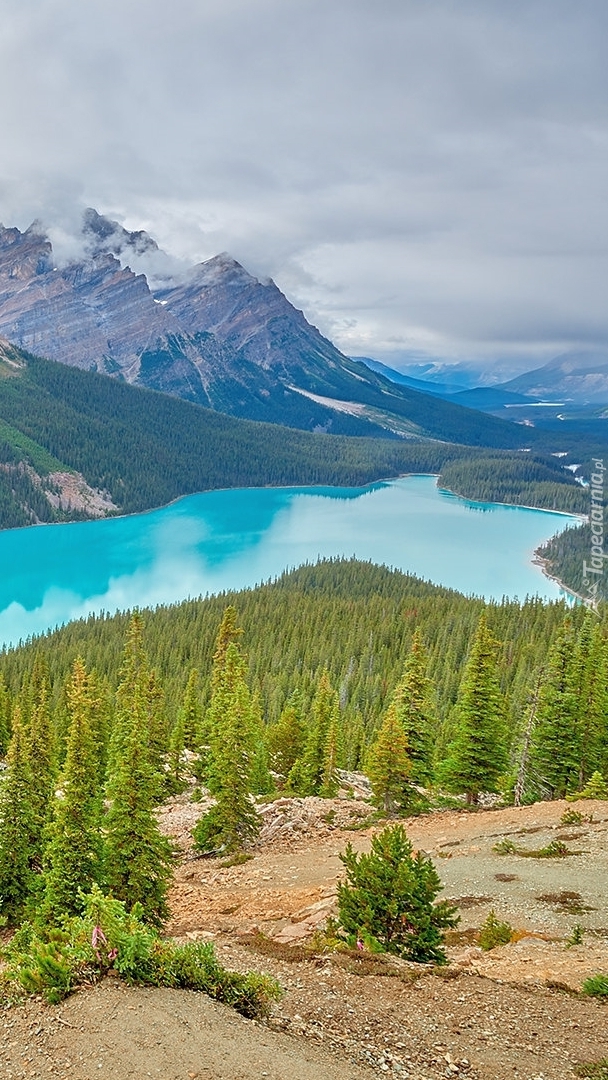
220 851 253 868
336 824 459 965
531 839 570 858
0 885 282 1015
574 1059 608 1079
581 974 608 999
492 838 518 855
560 808 584 826
478 910 513 951
566 923 585 948
17 940 74 1003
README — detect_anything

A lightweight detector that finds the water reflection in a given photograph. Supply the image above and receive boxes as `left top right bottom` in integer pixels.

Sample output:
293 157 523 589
0 476 577 647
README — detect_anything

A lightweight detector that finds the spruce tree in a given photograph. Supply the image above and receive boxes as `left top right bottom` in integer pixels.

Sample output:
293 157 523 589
24 653 56 870
367 709 412 814
387 630 435 785
197 606 245 784
167 709 188 793
107 613 148 777
104 677 173 926
0 706 35 922
0 674 11 755
104 620 173 926
267 693 307 781
295 670 340 796
42 659 103 920
193 643 260 853
181 668 203 750
530 620 581 798
320 712 343 798
571 617 607 787
439 615 507 804
211 606 243 692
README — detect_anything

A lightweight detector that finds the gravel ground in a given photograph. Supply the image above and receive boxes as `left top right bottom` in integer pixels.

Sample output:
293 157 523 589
3 797 608 1080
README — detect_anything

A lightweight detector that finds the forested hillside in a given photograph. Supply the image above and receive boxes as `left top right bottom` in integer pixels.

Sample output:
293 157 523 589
0 558 597 751
0 348 591 538
1 556 607 985
438 454 587 513
537 522 603 603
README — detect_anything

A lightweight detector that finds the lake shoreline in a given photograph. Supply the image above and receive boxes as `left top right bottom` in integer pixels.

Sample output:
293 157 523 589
0 473 584 608
1 471 585 535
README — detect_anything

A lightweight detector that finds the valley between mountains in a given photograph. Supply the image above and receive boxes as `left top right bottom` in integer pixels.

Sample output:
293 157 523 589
0 206 607 1080
0 209 605 602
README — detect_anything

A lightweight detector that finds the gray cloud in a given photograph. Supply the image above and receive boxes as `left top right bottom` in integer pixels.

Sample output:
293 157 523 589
0 0 606 372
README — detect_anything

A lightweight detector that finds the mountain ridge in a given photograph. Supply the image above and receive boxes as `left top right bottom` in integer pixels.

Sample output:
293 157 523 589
0 211 539 448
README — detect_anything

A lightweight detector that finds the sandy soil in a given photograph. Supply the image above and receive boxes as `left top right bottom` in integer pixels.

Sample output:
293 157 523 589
3 797 608 1080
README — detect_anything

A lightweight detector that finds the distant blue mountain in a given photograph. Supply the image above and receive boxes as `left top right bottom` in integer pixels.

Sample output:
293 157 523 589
357 357 535 412
355 357 460 397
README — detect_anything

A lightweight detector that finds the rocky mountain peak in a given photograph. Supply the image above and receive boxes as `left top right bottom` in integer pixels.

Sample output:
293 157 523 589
190 252 260 289
82 208 159 259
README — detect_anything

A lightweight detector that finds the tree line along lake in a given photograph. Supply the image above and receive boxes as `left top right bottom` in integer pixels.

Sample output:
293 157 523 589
0 475 578 648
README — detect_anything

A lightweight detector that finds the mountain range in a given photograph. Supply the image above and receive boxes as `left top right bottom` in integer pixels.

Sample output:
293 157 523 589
0 210 535 449
498 350 608 403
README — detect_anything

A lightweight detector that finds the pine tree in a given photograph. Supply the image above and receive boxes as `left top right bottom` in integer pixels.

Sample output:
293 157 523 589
104 620 173 926
530 620 581 798
0 706 35 922
0 673 11 755
387 630 435 785
439 615 507 804
24 653 56 871
367 709 412 814
267 693 307 781
336 824 459 963
295 670 340 796
193 643 260 853
42 659 103 920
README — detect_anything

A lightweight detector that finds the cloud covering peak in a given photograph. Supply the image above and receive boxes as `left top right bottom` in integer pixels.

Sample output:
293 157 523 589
0 0 606 373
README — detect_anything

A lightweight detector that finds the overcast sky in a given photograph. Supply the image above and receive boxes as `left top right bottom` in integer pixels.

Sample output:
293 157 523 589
0 0 606 373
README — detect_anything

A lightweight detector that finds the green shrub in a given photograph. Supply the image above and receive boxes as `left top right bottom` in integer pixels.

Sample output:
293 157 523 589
533 839 570 858
0 885 281 1015
581 974 608 999
492 838 518 855
574 1059 608 1079
561 808 584 826
478 910 513 951
336 824 459 965
566 924 584 948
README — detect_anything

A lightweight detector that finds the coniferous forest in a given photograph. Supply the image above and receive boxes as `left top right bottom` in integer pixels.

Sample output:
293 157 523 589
0 557 607 1000
0 347 597 533
0 349 607 1003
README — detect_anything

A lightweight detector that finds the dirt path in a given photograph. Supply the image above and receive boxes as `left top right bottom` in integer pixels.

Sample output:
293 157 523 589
0 980 374 1080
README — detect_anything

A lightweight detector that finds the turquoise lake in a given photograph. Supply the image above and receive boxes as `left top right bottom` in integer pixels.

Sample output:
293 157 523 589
0 475 577 647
